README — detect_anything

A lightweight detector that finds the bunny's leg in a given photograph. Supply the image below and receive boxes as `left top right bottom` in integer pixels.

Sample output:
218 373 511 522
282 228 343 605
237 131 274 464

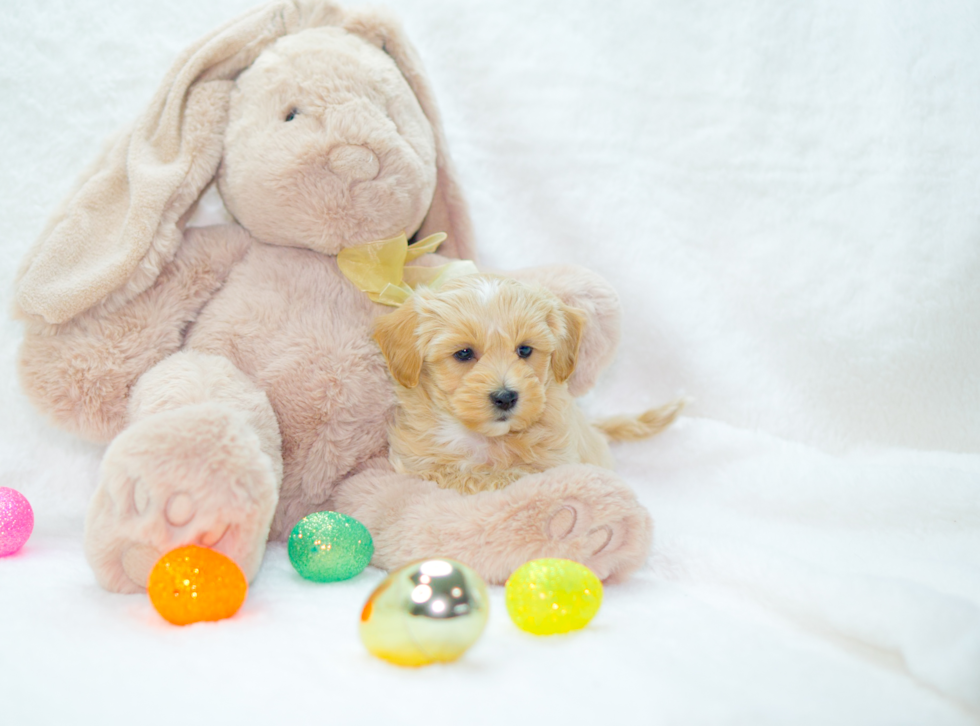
330 460 652 584
84 350 281 593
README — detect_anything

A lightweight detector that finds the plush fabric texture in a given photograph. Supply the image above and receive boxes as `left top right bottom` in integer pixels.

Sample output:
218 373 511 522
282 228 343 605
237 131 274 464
218 25 439 252
14 1 322 325
13 0 636 601
13 0 476 326
2 1 980 725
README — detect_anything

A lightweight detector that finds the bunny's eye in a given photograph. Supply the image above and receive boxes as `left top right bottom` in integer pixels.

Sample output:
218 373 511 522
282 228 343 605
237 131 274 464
284 108 299 122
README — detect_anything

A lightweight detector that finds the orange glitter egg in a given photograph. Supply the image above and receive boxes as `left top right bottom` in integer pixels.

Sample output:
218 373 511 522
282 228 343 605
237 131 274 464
147 545 248 626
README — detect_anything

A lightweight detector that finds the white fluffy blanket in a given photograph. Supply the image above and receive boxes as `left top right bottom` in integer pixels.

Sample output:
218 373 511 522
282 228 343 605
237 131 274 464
2 1 978 724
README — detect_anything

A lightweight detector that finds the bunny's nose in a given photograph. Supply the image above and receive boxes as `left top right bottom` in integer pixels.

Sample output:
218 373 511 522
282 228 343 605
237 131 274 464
326 144 381 184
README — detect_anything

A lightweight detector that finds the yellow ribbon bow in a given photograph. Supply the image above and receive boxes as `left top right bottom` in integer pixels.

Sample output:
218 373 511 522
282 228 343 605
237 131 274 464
337 232 478 306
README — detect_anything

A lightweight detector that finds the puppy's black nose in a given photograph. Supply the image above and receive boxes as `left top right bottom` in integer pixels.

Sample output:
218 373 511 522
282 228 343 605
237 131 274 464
490 389 519 411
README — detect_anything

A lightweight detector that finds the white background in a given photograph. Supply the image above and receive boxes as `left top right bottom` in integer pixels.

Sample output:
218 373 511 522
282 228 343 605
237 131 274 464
1 1 979 724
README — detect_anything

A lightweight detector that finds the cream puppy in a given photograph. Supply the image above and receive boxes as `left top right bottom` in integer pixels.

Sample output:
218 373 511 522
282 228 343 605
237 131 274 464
373 275 683 494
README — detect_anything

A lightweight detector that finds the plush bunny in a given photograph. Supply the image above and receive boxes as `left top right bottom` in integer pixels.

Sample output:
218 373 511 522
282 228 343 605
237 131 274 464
14 0 652 593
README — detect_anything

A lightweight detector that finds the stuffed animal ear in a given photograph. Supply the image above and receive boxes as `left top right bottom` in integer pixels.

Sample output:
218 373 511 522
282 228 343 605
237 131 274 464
342 9 476 263
373 302 424 389
14 1 345 325
550 304 587 385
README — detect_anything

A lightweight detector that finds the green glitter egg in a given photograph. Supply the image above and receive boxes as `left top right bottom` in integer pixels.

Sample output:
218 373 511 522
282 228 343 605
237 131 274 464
288 511 374 582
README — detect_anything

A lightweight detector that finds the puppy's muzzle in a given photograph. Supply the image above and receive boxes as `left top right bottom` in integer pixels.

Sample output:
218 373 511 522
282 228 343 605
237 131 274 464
490 389 519 411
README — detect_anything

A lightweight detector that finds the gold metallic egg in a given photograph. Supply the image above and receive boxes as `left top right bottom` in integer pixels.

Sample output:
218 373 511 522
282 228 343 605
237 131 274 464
359 558 489 667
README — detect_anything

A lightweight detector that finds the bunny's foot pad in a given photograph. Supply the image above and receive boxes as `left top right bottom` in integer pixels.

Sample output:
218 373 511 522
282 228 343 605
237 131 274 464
84 404 279 593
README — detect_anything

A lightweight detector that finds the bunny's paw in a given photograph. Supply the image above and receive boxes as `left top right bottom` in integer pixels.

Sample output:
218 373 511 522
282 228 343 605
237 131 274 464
84 404 279 593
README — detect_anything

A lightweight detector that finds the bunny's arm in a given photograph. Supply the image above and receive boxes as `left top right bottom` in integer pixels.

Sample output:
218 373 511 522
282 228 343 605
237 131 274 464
17 224 253 443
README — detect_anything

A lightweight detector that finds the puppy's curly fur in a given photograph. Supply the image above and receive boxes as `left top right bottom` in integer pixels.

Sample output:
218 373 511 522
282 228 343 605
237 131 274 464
374 275 682 494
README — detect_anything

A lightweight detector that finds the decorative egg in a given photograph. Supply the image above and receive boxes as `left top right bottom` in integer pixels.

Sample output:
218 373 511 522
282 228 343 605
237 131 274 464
0 487 34 557
360 558 489 666
147 545 247 626
505 558 603 635
288 511 374 582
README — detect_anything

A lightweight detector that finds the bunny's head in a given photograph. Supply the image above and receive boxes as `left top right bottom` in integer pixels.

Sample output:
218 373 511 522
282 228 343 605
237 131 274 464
220 26 438 253
15 0 473 324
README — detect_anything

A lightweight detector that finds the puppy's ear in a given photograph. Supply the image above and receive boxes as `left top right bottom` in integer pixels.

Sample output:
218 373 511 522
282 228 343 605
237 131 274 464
373 303 423 388
550 304 587 384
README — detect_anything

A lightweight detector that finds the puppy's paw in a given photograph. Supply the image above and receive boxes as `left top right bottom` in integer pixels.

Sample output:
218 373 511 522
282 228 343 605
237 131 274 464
85 404 279 593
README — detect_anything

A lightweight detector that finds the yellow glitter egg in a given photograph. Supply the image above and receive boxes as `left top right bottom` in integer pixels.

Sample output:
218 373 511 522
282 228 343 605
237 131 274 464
505 558 603 635
360 559 489 667
147 545 248 626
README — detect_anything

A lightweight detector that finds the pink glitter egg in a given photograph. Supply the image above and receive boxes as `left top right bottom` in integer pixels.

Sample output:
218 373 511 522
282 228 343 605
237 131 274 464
0 487 34 556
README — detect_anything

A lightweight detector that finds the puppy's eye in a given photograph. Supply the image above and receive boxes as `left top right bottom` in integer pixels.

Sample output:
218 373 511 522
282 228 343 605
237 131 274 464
517 345 533 359
453 348 475 362
284 108 299 122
